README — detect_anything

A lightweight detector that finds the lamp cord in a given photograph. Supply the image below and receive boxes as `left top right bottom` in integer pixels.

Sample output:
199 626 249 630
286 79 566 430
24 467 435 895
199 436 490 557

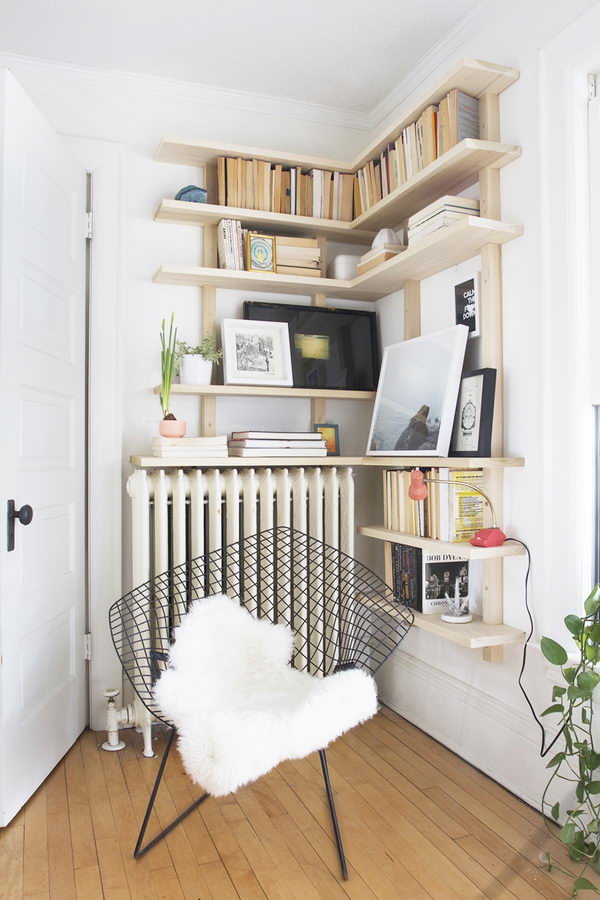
505 538 565 757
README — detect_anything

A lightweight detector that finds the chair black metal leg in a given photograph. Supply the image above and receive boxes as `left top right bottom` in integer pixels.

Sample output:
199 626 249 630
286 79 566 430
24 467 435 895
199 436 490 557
134 727 210 859
319 749 348 880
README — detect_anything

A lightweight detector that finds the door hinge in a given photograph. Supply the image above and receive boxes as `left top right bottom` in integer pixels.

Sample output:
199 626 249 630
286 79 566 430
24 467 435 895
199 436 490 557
589 73 599 101
84 633 93 661
85 211 93 240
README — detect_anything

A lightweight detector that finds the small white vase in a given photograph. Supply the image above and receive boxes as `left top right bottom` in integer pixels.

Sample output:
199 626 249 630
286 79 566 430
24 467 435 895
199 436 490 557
180 355 213 385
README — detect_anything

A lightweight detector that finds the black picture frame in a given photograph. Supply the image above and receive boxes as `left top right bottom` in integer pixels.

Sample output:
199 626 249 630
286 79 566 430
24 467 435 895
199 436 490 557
450 368 496 457
243 300 379 391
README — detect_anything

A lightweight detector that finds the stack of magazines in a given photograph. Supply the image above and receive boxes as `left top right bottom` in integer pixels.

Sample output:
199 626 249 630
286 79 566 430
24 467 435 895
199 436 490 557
407 195 480 244
152 436 228 459
228 431 327 458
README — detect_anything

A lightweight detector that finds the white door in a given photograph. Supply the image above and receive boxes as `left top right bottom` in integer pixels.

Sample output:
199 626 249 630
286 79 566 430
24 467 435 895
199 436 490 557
0 70 87 825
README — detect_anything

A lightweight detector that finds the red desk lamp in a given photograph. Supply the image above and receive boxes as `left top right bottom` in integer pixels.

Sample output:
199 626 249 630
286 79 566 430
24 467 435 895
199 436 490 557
408 469 507 547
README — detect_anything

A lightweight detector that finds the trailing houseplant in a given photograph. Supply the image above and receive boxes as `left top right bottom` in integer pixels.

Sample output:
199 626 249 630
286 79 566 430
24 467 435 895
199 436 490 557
541 584 600 896
176 335 223 385
159 313 186 437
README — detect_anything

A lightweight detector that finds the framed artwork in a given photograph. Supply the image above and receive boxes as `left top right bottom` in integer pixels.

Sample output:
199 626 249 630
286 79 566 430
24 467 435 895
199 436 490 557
366 325 468 456
454 274 480 338
450 368 496 457
313 423 340 456
243 301 379 390
246 233 276 273
221 319 293 386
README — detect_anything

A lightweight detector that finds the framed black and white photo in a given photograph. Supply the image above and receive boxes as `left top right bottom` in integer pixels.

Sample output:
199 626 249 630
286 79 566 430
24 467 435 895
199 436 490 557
450 368 496 457
221 319 293 386
366 325 469 456
243 300 379 391
454 274 480 338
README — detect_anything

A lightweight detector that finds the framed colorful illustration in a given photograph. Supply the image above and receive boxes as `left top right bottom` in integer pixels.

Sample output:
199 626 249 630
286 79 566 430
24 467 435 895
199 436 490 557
221 319 293 386
450 368 496 457
366 325 468 456
313 423 340 456
245 233 276 273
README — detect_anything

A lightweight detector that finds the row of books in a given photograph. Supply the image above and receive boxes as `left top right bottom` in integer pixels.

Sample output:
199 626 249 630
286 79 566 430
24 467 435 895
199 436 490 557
392 543 470 615
384 468 484 542
217 220 324 275
353 89 479 216
216 157 354 220
407 195 480 244
228 431 327 458
214 89 479 221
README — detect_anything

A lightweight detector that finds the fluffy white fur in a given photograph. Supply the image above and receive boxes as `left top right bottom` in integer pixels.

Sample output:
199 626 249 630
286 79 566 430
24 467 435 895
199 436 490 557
154 594 377 796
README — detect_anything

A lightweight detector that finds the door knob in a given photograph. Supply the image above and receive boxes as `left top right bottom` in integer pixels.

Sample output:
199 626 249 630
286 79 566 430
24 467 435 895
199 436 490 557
7 500 33 552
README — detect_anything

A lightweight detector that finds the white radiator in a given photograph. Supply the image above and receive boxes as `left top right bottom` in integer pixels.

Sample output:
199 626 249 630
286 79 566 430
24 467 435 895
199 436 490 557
127 466 354 590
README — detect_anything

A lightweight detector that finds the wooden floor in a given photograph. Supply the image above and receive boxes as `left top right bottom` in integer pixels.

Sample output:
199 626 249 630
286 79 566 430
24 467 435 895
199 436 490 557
0 706 575 899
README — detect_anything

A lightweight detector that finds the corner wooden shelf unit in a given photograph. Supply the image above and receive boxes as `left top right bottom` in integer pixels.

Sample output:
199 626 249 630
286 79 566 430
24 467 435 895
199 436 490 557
150 56 523 662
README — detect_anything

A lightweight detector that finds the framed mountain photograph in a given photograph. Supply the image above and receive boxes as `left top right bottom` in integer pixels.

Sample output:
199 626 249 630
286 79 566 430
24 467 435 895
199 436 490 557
366 325 468 456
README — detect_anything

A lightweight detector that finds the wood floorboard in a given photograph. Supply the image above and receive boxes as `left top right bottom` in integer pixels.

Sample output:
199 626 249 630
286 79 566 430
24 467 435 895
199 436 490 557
0 709 579 899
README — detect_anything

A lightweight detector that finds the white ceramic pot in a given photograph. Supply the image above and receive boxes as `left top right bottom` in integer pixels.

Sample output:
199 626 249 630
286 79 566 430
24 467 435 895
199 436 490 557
180 355 213 385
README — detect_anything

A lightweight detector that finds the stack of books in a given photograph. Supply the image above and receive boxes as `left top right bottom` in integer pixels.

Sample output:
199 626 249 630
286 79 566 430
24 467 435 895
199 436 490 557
217 219 245 270
384 468 484 542
391 543 470 615
228 431 327 458
275 236 322 276
152 436 228 459
356 241 406 276
407 196 480 244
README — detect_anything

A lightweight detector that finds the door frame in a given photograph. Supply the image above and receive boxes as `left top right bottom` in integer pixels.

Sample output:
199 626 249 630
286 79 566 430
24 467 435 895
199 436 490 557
66 137 122 729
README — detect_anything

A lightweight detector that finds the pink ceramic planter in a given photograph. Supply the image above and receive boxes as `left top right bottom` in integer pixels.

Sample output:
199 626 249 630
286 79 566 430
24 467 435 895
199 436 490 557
159 419 187 438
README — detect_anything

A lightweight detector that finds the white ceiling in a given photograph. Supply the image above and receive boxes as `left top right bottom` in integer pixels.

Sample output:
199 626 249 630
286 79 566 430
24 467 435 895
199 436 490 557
0 0 483 112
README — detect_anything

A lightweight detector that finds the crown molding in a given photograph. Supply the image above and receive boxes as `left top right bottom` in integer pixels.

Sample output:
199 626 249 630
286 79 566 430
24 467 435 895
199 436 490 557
364 0 502 131
0 50 369 132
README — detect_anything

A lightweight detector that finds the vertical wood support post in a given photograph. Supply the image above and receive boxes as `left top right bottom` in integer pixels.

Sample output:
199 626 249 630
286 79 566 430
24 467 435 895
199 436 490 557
310 293 328 426
479 93 504 663
201 224 218 436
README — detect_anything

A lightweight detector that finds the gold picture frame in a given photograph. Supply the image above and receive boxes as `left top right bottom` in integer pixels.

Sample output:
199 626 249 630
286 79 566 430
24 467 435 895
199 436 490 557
245 233 276 273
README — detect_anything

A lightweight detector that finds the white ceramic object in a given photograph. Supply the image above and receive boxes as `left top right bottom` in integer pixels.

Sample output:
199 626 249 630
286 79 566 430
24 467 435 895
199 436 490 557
180 355 213 385
372 227 401 249
328 254 361 279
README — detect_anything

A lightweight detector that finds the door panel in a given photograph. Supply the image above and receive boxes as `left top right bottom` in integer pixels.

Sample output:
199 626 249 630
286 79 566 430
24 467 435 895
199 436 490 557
0 70 87 825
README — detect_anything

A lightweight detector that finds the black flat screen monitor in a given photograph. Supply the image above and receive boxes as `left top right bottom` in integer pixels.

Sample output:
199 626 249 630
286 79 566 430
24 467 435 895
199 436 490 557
243 301 379 391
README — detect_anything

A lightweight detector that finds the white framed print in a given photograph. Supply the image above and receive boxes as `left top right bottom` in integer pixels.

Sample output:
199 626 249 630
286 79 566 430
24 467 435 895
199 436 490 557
221 318 293 386
366 325 469 456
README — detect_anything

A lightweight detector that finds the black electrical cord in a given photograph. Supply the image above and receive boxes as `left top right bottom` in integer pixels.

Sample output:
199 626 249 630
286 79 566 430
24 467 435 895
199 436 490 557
505 537 565 757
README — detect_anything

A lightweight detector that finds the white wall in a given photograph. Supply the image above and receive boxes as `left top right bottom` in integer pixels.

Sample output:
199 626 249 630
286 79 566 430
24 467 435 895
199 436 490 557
374 0 600 811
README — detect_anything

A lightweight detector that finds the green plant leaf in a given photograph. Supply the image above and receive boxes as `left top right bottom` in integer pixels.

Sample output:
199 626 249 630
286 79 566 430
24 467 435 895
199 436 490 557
566 615 585 635
551 801 560 820
541 704 564 717
573 875 597 892
583 707 590 724
587 782 600 794
585 643 600 663
564 667 578 684
577 780 585 802
589 623 600 643
541 637 568 665
585 585 600 615
578 671 600 691
568 686 593 702
590 752 600 769
546 752 566 768
552 685 567 700
560 822 576 844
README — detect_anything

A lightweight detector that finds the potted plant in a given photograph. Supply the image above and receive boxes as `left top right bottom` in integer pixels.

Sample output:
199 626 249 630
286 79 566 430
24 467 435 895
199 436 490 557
540 584 600 896
176 335 223 385
159 313 186 438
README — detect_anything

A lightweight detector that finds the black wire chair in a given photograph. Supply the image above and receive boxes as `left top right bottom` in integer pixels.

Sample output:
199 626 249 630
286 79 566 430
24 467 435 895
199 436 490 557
109 527 413 878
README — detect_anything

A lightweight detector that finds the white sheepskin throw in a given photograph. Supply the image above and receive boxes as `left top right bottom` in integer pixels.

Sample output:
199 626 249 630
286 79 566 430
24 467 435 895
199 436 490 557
154 593 377 796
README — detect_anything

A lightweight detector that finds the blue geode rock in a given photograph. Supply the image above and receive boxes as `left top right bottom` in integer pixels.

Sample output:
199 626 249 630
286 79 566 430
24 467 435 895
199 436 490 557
175 185 208 203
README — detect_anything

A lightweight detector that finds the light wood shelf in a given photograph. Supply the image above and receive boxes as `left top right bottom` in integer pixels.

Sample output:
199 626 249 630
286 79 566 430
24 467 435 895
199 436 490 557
160 384 376 400
410 612 524 648
156 59 519 171
155 140 519 235
154 216 522 300
358 525 526 559
361 456 524 468
132 451 524 469
130 455 363 468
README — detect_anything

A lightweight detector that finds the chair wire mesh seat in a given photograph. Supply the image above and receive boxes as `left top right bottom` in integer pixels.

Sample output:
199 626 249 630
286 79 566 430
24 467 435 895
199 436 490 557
109 527 413 878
